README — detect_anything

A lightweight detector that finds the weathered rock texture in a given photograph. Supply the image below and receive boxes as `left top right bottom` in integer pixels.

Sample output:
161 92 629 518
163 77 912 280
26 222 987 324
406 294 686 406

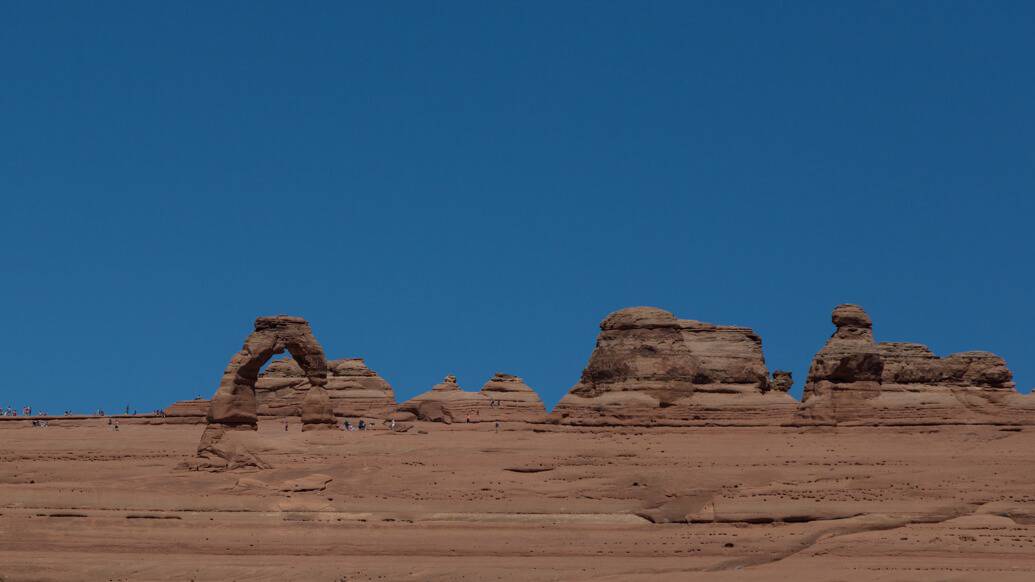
394 375 482 424
205 316 335 431
163 398 209 419
395 373 547 423
801 304 1033 425
192 425 272 471
551 307 798 426
255 357 396 418
769 370 794 393
479 373 548 422
167 357 396 420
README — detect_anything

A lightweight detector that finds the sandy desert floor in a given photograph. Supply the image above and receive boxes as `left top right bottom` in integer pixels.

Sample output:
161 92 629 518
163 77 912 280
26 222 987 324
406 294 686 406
2 418 1034 581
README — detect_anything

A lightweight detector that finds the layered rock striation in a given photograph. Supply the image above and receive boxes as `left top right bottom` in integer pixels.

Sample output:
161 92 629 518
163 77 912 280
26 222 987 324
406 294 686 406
801 304 1032 425
169 306 1031 431
167 357 397 420
550 307 798 426
395 373 547 423
195 315 336 470
206 315 335 431
479 373 548 422
255 357 396 418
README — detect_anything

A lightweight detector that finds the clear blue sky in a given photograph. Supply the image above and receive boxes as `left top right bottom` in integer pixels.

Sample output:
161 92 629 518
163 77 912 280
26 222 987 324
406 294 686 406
2 2 1032 413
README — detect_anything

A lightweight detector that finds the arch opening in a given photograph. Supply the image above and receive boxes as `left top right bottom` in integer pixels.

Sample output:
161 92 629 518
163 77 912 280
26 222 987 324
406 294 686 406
206 315 335 431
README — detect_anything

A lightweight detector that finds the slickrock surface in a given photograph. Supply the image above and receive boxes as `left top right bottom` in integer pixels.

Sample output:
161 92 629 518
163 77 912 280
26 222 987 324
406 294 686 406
551 307 798 426
4 419 1035 581
802 304 1035 425
162 398 209 419
396 374 545 423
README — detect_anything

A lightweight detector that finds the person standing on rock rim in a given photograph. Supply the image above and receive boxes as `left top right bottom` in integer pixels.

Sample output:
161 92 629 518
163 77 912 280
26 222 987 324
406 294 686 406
112 420 119 432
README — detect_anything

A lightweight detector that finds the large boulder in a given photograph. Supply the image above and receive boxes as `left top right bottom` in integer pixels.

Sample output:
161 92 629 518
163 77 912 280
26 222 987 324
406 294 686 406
191 425 272 472
551 307 797 426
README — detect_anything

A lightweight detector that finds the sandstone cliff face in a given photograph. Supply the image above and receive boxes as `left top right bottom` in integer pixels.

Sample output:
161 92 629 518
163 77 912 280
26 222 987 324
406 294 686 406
801 304 1031 425
395 373 546 423
552 307 797 426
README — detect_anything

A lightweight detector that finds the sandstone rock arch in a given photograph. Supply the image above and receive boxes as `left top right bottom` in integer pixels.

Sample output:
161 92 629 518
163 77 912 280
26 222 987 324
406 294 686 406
206 315 335 431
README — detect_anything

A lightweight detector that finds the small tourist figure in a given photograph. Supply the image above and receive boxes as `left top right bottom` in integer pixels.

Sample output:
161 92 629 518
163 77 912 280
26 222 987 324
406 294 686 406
358 419 366 430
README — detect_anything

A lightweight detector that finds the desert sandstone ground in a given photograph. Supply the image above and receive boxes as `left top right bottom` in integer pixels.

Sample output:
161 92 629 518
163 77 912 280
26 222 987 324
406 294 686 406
3 418 1035 581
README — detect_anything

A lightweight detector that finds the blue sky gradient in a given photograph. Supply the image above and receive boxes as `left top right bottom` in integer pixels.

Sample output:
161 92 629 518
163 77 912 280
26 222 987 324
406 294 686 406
2 2 1033 412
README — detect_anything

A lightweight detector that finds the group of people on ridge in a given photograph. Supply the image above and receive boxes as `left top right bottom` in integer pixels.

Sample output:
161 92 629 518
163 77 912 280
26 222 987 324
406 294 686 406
3 406 45 417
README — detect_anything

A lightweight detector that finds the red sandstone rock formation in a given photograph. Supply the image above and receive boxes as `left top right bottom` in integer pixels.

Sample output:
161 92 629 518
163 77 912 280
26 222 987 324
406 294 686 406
255 357 397 418
167 356 397 420
394 375 482 423
550 307 798 426
163 398 210 419
395 373 546 423
192 425 272 471
769 370 794 393
801 304 1033 425
205 316 335 432
479 373 547 422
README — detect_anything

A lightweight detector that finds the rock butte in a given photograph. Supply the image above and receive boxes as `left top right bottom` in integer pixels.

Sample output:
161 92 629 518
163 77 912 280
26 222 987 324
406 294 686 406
551 306 799 426
801 303 1035 425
